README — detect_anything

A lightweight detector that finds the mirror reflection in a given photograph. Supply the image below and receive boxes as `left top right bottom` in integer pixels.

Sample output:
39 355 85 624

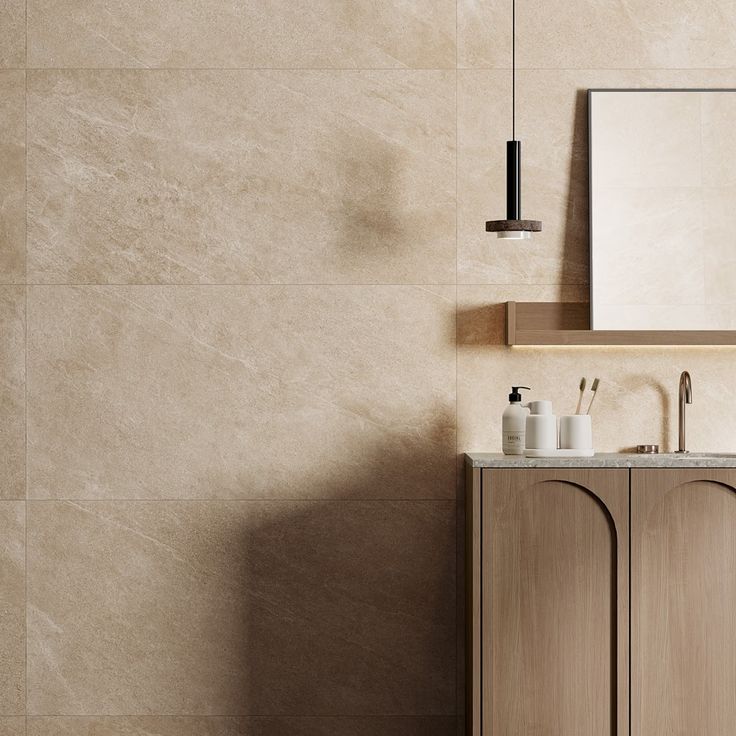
590 89 736 330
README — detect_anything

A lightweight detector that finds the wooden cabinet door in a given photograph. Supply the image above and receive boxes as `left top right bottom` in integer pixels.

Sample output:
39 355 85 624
482 468 629 736
632 469 736 736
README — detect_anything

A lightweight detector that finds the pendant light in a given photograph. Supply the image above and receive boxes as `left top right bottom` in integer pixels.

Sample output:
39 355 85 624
485 0 542 240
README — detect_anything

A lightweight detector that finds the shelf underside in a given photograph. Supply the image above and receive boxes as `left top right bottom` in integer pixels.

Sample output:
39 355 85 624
506 302 736 345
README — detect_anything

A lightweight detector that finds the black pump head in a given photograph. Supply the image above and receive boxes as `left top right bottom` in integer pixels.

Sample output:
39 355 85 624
509 386 530 402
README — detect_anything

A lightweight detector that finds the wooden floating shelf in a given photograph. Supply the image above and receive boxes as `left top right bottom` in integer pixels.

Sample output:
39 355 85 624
506 302 736 346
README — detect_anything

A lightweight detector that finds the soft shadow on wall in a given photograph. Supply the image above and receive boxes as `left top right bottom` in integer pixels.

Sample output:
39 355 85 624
234 418 458 718
25 419 459 735
333 121 455 283
560 88 590 287
337 133 407 266
154 414 460 733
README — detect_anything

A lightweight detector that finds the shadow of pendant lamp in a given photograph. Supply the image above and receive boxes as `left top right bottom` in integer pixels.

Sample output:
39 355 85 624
486 0 542 240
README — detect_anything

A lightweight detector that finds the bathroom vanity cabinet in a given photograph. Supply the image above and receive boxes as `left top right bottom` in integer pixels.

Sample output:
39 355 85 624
466 455 736 736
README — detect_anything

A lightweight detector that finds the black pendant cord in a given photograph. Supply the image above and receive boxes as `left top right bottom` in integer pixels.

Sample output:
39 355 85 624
506 0 520 219
512 0 516 141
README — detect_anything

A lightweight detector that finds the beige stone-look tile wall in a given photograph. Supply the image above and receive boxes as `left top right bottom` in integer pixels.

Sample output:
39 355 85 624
3 1 736 734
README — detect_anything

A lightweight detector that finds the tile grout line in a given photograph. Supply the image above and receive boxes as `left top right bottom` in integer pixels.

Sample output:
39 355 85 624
24 0 28 729
454 0 461 721
8 283 464 287
0 283 589 287
24 714 459 719
19 66 458 71
24 497 458 503
8 66 736 71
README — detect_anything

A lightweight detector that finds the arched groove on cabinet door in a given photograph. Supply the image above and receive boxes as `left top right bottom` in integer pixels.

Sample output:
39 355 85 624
533 478 621 544
669 478 736 493
525 478 619 736
632 469 736 736
486 469 628 736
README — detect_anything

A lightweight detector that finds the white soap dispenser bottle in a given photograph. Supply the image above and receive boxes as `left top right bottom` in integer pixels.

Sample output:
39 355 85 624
502 386 530 455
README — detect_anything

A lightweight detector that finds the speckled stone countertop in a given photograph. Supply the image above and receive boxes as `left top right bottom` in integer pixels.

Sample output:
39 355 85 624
466 452 736 468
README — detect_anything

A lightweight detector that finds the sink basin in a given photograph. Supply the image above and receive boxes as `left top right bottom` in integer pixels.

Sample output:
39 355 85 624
662 452 736 458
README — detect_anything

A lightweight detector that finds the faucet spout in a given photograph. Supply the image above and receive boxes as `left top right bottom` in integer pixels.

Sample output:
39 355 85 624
676 371 693 453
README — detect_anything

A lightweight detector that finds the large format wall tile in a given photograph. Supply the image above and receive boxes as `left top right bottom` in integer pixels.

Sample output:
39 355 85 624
0 72 24 284
0 1 23 68
458 68 736 285
457 0 510 72
27 70 455 285
27 286 456 499
459 0 736 69
0 503 25 715
0 287 24 499
0 719 25 736
458 286 736 454
27 716 457 735
27 500 456 715
27 1 456 69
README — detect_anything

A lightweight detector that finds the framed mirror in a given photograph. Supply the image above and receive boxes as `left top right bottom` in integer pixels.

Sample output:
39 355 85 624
589 89 736 331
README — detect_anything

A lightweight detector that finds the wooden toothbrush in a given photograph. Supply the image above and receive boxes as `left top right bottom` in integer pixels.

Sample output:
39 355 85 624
586 378 600 415
575 377 587 414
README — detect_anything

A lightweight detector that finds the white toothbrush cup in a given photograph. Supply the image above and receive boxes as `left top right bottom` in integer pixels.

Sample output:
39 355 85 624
559 415 593 450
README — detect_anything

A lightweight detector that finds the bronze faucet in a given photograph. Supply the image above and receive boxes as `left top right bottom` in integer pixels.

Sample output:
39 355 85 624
676 371 692 453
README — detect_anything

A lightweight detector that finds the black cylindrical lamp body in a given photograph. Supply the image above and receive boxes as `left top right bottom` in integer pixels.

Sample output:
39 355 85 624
506 140 521 220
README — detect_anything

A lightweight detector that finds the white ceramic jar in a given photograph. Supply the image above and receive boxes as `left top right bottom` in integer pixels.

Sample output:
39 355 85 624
525 400 557 450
